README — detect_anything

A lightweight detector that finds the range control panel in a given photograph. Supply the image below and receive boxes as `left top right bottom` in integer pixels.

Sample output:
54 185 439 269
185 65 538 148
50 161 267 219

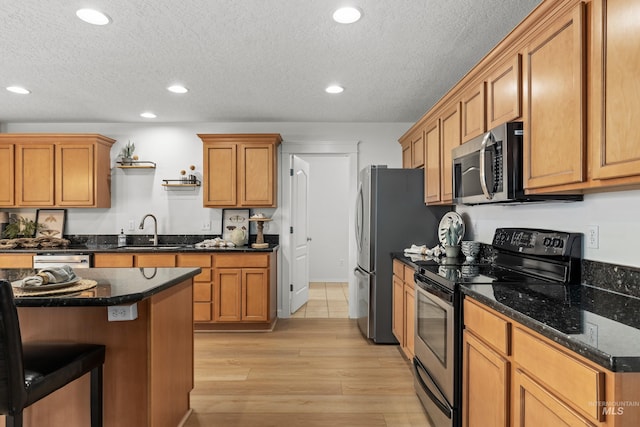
492 228 582 257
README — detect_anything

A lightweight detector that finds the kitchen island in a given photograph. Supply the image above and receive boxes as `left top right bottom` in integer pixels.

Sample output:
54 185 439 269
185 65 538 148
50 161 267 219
0 267 199 427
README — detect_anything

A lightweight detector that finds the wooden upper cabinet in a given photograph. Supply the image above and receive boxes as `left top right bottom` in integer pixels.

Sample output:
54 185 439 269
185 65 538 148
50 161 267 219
523 3 586 191
0 134 115 208
487 54 522 129
0 145 15 205
199 134 281 208
411 130 425 168
16 143 55 207
401 140 412 168
424 118 441 204
440 102 461 203
461 82 486 143
399 129 424 169
591 0 640 182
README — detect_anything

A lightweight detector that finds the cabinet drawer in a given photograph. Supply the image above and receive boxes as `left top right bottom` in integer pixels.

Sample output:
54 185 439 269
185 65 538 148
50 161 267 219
177 253 212 268
464 298 510 355
513 326 604 421
403 265 415 289
192 268 211 283
135 254 176 267
214 253 269 268
93 253 134 268
194 282 212 302
393 259 405 280
0 253 34 268
194 302 212 322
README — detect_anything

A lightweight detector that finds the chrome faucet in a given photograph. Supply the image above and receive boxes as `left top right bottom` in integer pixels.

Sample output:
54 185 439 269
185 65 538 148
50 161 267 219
139 214 158 246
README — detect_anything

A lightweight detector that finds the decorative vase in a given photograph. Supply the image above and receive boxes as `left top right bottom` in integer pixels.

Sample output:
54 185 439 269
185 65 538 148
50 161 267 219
444 245 461 258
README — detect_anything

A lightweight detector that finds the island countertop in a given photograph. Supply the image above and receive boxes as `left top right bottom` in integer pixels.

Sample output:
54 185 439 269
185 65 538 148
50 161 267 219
4 267 201 307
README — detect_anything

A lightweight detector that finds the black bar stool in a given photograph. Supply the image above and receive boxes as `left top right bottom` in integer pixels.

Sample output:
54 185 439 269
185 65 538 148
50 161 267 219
0 280 106 427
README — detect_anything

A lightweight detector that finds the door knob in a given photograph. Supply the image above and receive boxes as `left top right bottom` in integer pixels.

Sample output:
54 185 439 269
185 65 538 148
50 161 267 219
307 237 312 242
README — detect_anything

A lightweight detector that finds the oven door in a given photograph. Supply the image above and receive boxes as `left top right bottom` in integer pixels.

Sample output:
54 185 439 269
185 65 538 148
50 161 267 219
414 275 455 408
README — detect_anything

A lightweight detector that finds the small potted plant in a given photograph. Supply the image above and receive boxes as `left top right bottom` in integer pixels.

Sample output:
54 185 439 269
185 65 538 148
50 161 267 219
2 216 45 239
120 141 136 165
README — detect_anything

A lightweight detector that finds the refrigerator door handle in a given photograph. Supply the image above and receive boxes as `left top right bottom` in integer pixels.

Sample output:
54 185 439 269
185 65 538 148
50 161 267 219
355 182 364 253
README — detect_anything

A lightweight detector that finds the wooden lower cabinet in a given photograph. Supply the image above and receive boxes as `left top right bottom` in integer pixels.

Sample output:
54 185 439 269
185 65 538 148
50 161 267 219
211 252 276 330
392 259 416 359
462 331 509 427
177 253 213 323
463 297 640 427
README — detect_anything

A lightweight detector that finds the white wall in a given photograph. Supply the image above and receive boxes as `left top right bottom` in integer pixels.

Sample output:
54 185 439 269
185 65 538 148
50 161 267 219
457 189 640 268
3 121 409 237
301 155 350 282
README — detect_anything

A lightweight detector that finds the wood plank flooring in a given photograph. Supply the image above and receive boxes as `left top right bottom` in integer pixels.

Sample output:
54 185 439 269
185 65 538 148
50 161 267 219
184 318 431 427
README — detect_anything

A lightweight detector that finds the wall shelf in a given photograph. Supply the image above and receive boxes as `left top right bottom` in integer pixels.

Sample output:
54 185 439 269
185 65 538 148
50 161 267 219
162 178 201 188
117 160 156 169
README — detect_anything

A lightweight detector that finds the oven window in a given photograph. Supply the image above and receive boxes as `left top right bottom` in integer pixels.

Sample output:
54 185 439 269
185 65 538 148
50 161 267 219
417 290 447 365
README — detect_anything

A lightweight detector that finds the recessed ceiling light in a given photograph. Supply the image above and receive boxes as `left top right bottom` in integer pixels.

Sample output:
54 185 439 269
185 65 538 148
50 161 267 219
325 85 344 94
140 112 157 119
167 85 189 94
6 86 31 95
332 7 362 24
76 8 111 26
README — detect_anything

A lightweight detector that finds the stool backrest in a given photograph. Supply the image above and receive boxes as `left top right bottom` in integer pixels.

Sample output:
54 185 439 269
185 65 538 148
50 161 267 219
0 280 27 414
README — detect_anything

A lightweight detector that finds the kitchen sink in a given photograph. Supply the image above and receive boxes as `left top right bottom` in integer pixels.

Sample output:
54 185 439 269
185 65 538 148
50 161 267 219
115 245 186 251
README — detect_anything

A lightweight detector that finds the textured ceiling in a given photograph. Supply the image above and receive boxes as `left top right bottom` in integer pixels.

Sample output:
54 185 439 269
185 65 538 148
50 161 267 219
1 0 542 123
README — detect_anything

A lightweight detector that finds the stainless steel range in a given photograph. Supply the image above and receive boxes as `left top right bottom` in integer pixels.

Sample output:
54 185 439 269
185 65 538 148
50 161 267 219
412 228 582 427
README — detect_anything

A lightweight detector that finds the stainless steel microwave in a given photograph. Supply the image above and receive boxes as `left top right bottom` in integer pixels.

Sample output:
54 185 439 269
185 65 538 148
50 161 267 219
452 122 582 205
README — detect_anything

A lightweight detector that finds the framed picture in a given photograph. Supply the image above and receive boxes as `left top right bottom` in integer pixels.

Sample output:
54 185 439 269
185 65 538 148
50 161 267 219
222 209 249 245
35 209 66 238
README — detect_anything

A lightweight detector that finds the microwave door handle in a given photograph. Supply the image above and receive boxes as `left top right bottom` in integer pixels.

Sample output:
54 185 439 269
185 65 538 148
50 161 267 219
479 131 494 200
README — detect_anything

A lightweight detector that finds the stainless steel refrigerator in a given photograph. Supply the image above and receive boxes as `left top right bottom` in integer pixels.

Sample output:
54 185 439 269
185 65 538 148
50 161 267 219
354 165 450 343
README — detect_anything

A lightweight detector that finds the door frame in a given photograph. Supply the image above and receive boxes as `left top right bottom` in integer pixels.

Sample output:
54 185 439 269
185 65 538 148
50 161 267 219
279 141 359 318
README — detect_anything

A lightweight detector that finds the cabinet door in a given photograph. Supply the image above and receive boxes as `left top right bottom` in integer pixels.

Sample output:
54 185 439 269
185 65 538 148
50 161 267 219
591 0 640 180
204 144 237 207
401 140 412 168
392 275 404 344
411 131 425 168
214 268 242 321
523 4 586 190
462 331 509 427
15 144 55 206
512 369 596 427
424 119 441 204
440 103 461 203
56 143 95 206
239 143 275 207
0 145 15 206
487 54 522 129
242 268 268 321
404 282 415 359
461 82 486 143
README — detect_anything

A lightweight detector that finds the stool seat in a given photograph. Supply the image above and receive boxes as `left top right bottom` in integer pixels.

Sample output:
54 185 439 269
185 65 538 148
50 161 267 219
0 280 106 427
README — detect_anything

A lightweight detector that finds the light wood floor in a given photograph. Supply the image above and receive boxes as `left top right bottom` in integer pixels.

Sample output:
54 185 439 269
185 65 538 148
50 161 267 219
291 282 349 318
185 318 431 427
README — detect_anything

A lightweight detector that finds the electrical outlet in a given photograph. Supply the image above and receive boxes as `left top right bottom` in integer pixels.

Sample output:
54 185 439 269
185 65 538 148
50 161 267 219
128 219 135 231
587 225 599 249
585 321 598 346
108 304 138 321
202 221 211 231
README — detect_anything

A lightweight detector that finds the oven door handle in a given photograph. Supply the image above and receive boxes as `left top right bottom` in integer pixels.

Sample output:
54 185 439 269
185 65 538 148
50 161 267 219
414 359 453 419
414 276 454 304
479 131 494 200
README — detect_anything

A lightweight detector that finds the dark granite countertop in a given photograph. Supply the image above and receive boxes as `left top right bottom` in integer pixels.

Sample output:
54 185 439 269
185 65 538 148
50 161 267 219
393 252 640 372
462 283 640 372
4 267 201 307
0 243 279 254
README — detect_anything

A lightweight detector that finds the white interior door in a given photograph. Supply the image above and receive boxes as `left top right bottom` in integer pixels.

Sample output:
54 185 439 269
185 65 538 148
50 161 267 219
290 154 310 314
